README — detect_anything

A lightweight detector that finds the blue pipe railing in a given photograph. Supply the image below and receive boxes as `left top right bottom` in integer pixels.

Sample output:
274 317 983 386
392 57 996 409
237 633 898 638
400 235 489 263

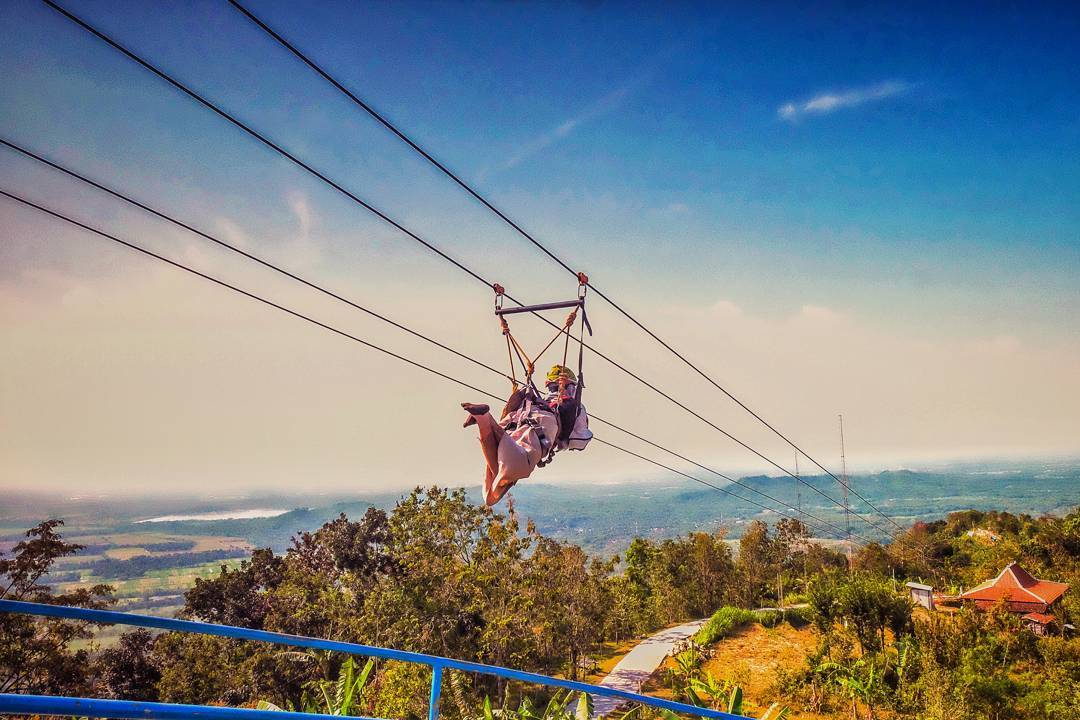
0 599 750 720
0 694 377 720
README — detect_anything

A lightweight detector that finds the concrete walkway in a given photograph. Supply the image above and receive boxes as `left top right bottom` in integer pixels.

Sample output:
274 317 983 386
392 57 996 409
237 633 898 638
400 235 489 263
586 619 706 718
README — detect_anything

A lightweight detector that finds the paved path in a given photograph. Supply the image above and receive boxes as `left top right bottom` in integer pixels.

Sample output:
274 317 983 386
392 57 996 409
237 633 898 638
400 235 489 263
586 619 706 718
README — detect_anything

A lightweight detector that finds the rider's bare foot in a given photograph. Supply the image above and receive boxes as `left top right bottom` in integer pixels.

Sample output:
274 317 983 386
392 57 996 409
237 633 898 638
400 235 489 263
461 402 489 428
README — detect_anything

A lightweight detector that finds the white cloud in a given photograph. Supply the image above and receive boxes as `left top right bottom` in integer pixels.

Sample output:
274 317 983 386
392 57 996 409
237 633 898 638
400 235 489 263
287 191 312 239
778 81 912 122
281 191 321 269
214 217 252 250
649 298 1080 467
796 304 847 325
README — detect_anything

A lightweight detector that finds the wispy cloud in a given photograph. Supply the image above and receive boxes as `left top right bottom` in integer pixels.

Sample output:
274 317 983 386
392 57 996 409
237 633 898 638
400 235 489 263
778 80 912 122
287 191 313 239
490 75 649 176
283 191 321 269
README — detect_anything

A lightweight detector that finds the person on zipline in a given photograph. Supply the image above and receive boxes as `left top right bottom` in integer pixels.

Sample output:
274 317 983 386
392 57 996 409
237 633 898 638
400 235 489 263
462 364 591 506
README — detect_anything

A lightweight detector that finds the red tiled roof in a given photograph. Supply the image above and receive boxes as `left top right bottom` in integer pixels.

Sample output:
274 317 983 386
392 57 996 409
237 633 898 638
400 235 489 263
960 562 1069 606
1021 612 1055 625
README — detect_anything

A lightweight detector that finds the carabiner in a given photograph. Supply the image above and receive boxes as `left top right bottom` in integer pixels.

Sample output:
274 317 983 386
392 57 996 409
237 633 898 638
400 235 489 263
576 272 589 300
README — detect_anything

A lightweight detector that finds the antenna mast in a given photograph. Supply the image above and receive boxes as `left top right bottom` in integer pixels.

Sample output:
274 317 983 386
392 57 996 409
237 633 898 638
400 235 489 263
794 451 802 516
839 414 852 568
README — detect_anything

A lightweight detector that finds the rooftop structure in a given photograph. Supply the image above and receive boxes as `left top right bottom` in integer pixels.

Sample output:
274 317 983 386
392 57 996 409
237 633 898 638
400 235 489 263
905 581 935 610
960 562 1069 614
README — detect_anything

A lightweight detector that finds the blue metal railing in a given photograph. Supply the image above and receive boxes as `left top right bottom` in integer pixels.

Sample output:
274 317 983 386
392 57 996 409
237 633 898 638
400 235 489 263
0 600 750 720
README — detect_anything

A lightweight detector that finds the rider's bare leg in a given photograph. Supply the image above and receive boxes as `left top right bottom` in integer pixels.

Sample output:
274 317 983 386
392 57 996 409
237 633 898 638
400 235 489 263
478 414 511 505
483 463 497 504
485 476 516 506
466 392 522 506
474 411 505 477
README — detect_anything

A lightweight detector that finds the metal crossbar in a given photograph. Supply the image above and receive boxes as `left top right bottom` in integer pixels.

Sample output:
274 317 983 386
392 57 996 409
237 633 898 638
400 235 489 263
0 600 750 720
494 299 584 316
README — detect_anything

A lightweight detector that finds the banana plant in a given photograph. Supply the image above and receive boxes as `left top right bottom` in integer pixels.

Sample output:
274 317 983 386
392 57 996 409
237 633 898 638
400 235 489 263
819 659 878 720
671 670 790 720
256 656 374 716
574 692 593 720
758 703 791 720
686 670 726 708
319 656 375 716
724 686 743 716
668 645 703 694
479 689 587 720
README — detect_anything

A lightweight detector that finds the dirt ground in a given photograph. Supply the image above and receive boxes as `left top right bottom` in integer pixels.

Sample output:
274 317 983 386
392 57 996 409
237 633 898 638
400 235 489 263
644 622 834 719
550 636 639 683
704 623 820 718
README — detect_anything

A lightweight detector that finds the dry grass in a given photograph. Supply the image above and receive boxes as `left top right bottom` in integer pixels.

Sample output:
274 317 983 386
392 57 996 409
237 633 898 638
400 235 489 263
548 636 639 683
69 532 251 553
643 622 833 720
105 547 152 560
584 637 640 682
54 553 104 565
701 623 819 718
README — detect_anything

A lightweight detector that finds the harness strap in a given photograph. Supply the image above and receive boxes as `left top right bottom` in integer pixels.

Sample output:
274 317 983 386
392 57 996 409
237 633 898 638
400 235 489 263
504 332 518 388
501 316 535 379
493 278 592 440
575 294 589 397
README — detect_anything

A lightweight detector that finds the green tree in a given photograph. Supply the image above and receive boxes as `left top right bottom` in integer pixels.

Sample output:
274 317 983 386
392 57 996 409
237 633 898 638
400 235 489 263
736 520 777 608
836 576 912 655
99 628 160 700
0 519 112 696
183 547 285 628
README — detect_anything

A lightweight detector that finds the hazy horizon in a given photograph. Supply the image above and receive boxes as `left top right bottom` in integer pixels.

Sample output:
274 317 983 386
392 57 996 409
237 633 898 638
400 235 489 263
3 454 1078 497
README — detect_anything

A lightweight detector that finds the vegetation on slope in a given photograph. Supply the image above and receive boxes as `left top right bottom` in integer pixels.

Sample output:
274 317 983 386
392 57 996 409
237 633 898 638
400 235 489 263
2 492 1078 719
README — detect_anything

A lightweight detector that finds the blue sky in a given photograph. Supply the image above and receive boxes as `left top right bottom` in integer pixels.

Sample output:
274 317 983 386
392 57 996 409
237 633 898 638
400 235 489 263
1 0 1079 493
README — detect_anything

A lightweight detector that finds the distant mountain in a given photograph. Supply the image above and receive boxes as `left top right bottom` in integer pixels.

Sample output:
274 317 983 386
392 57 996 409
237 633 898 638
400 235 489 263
3 460 1077 557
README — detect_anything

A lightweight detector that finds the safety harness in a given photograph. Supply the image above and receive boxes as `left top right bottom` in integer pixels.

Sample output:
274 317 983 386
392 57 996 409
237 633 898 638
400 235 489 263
493 273 592 467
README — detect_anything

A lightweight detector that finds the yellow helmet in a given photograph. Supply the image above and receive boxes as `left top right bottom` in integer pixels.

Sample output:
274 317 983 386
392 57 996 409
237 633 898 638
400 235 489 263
546 365 576 383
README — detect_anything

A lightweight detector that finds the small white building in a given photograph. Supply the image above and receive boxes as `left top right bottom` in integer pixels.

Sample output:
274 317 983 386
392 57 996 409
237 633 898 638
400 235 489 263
906 581 935 610
965 528 1001 544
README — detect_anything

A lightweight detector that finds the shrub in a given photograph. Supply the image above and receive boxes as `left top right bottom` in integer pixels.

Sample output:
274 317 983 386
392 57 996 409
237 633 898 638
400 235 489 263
694 607 757 645
756 609 783 628
783 606 813 629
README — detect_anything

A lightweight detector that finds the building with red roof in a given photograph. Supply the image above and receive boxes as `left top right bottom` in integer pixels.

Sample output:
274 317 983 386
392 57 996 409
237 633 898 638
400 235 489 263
1020 612 1057 636
960 562 1069 615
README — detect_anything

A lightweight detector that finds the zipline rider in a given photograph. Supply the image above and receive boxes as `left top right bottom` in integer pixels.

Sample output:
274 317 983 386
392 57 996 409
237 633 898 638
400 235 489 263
462 277 593 506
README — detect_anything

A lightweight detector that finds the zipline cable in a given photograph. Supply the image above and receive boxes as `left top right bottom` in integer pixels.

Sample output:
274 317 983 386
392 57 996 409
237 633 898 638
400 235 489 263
0 186 859 544
0 188 501 403
0 137 510 387
0 139 863 543
39 0 901 541
225 0 904 533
